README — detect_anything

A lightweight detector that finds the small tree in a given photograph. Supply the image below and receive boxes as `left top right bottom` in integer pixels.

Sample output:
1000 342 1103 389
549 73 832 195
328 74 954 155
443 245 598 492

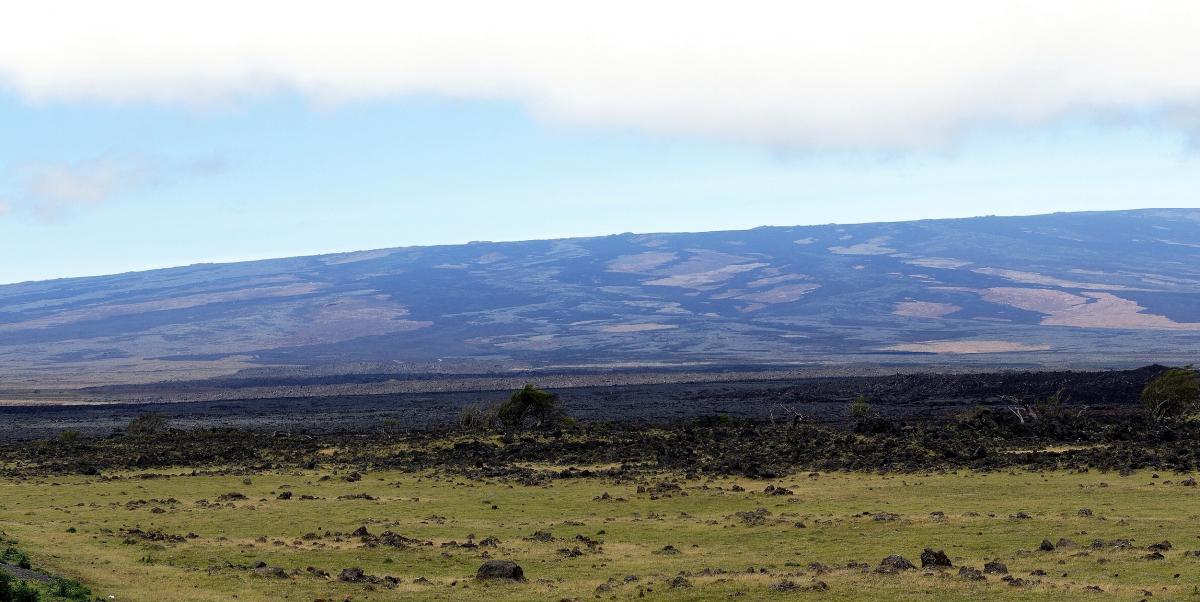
498 384 562 430
126 413 169 436
849 395 870 419
1141 366 1199 422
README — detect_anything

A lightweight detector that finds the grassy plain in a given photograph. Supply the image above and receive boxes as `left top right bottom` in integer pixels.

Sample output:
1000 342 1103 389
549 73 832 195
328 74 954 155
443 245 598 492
1 463 1198 601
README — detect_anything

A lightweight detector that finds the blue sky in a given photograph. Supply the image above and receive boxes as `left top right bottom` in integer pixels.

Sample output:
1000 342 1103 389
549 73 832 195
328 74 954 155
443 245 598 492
2 2 1200 284
2 92 1199 284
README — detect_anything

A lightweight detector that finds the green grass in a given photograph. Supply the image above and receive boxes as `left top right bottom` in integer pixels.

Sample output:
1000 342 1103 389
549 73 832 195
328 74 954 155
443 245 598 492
1 466 1198 600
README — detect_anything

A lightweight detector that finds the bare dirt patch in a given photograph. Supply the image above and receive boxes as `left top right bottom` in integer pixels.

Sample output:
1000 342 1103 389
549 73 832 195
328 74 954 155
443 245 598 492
981 288 1200 330
605 252 678 273
903 257 971 269
973 268 1130 290
828 236 895 255
894 301 962 318
722 283 820 304
598 323 678 333
880 340 1052 354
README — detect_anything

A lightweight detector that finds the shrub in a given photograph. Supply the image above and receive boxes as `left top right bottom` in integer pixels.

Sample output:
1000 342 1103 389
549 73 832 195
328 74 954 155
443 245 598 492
497 384 562 430
1 547 30 570
458 403 500 431
1035 389 1065 419
0 573 39 602
1141 367 1199 422
56 430 81 444
126 413 169 436
51 578 90 601
849 395 870 419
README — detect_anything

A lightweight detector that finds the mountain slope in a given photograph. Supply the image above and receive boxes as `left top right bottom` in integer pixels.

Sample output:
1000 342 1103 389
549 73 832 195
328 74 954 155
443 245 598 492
3 209 1200 385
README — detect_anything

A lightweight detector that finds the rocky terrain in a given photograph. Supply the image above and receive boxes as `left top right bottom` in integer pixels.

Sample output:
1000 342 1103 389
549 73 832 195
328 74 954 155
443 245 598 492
0 366 1169 442
1 366 1197 601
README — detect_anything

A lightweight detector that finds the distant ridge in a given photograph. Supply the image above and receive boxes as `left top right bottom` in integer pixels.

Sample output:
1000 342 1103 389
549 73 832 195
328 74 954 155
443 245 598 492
2 209 1199 386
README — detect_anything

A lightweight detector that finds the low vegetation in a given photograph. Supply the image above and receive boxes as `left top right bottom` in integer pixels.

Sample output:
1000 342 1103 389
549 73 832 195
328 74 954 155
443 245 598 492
1 464 1198 601
1141 366 1199 422
2 378 1199 600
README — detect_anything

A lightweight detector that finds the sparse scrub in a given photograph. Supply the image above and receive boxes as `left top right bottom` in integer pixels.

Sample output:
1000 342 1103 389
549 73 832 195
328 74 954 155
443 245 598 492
126 413 169 436
50 578 89 601
457 403 501 431
1141 366 1199 422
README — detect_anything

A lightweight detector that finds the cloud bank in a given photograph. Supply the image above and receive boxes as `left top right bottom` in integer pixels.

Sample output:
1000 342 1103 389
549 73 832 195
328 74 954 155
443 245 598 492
2 1 1200 149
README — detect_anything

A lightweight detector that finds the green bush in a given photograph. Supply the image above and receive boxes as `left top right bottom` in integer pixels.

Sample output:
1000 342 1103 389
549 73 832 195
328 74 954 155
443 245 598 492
1 548 30 570
1141 366 1199 422
126 413 169 436
51 578 90 601
497 384 562 430
0 573 40 602
849 395 870 419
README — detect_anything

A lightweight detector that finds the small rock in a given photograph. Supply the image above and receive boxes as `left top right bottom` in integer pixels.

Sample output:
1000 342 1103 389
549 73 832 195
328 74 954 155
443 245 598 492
958 567 986 581
983 561 1008 574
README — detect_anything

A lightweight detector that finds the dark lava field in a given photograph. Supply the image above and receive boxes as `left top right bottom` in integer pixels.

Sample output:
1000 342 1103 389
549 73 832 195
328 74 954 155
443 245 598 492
0 366 1166 442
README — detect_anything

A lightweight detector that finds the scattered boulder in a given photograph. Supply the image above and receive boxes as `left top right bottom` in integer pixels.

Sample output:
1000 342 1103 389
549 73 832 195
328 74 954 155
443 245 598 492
921 548 952 568
958 566 986 581
476 560 524 581
983 561 1008 575
252 565 288 578
772 580 800 591
339 568 365 583
1039 539 1055 552
876 555 916 574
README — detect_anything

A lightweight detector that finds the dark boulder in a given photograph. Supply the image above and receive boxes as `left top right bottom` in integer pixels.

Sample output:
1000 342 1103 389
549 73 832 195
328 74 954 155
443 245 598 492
339 568 365 582
476 560 524 581
958 566 986 581
983 560 1008 574
876 555 916 574
252 565 288 578
921 548 952 568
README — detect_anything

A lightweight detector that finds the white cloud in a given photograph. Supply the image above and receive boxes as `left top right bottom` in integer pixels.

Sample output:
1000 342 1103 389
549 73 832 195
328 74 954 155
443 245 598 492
2 1 1200 149
4 155 224 222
